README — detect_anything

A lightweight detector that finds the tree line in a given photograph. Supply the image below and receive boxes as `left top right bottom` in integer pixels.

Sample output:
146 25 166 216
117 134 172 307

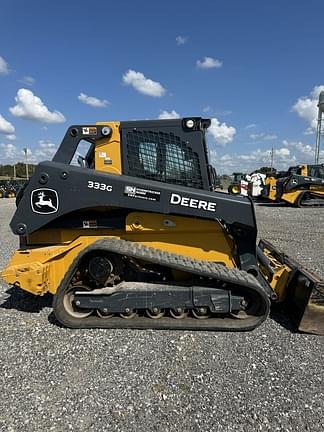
0 163 36 178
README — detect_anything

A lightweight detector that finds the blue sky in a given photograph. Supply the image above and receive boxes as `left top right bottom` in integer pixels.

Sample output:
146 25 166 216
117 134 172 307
0 0 323 174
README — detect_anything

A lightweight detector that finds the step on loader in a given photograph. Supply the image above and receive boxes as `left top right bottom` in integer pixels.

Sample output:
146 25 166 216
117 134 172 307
1 118 323 334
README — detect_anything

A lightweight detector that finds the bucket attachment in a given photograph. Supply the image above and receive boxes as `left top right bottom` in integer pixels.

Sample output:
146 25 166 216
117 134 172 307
258 239 324 335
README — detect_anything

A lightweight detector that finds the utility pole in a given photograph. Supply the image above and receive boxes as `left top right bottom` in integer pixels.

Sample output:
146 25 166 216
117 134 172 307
270 147 274 172
315 91 324 164
13 164 16 179
23 148 29 180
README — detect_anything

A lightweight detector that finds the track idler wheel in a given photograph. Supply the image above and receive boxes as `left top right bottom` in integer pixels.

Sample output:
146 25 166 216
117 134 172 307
63 285 93 319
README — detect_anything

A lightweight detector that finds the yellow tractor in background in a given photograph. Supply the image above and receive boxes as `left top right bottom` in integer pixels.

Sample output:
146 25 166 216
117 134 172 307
1 118 323 334
227 172 245 195
263 164 324 207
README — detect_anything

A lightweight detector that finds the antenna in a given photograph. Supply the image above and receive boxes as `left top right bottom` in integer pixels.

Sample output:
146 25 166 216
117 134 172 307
315 91 324 164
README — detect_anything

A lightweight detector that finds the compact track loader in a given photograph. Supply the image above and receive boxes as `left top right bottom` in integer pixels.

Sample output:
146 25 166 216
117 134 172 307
1 118 324 334
262 164 324 207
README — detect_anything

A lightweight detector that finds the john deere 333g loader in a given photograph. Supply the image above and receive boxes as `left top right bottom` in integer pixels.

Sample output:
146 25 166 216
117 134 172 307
2 118 324 334
263 164 324 207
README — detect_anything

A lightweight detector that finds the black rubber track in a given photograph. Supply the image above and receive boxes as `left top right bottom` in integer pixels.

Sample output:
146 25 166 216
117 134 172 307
296 191 324 207
53 237 271 331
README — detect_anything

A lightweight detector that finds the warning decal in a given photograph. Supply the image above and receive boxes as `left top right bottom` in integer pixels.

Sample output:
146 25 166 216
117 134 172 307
82 127 97 136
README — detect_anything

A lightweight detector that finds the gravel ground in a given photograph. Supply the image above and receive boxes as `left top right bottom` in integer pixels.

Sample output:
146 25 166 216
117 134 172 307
0 199 323 432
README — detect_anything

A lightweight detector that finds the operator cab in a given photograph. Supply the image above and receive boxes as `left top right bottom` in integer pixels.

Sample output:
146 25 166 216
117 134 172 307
308 164 324 179
53 118 218 191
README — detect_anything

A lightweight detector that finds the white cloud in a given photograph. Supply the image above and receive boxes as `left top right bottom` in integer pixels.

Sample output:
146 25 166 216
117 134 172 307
0 56 9 75
263 134 278 140
176 36 188 46
211 146 296 174
0 143 23 163
6 134 16 141
35 140 58 160
292 85 324 132
18 76 35 86
304 127 314 136
282 139 320 162
123 69 166 97
9 89 66 123
214 109 232 116
207 118 236 146
202 106 232 116
249 133 261 140
250 132 277 141
245 123 257 129
210 140 324 175
78 92 109 108
158 110 180 119
0 140 59 164
39 140 56 149
197 57 223 69
0 114 15 134
275 147 290 157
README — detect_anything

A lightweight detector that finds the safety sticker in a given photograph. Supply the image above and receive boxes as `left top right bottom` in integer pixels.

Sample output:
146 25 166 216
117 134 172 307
82 127 97 135
124 185 161 202
83 220 98 228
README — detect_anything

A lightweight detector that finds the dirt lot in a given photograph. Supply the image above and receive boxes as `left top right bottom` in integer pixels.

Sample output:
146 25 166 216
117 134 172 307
0 199 323 432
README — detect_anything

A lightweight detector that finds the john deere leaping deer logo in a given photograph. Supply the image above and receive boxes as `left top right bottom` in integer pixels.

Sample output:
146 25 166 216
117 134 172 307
31 188 59 214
